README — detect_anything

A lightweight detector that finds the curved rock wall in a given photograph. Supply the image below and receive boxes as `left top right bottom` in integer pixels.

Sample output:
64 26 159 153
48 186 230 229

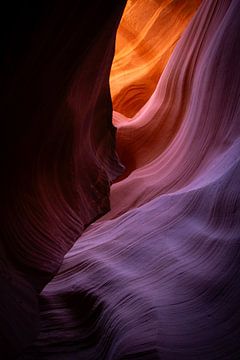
0 1 126 357
21 0 240 359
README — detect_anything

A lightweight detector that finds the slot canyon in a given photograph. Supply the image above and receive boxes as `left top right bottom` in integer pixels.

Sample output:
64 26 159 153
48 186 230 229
1 1 240 359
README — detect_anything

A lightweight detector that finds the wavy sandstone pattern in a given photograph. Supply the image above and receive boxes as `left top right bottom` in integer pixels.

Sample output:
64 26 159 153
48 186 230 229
110 0 202 117
0 1 126 357
20 0 240 359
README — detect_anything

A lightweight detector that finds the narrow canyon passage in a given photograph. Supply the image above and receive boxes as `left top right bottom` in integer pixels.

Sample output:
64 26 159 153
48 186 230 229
1 1 240 359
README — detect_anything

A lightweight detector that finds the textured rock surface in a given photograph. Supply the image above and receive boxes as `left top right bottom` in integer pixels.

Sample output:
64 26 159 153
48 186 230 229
0 1 126 357
110 0 202 117
20 0 240 359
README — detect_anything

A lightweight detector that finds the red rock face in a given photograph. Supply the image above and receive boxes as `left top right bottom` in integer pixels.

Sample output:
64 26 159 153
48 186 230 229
2 0 240 359
0 1 126 357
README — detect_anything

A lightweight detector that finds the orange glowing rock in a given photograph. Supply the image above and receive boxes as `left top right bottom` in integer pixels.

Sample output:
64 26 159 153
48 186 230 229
110 0 202 118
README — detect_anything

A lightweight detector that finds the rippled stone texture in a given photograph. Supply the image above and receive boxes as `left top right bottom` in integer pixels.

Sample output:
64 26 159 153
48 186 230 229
110 0 202 117
21 0 240 359
0 1 126 357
